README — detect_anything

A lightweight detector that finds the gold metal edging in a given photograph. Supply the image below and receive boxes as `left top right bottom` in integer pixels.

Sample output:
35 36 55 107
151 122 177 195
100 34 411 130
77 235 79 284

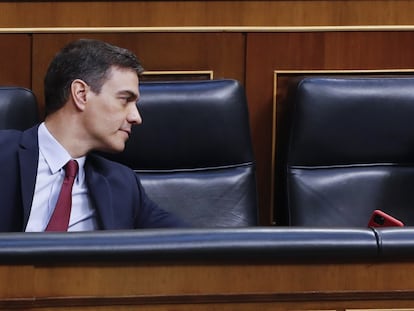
142 70 214 80
3 25 414 33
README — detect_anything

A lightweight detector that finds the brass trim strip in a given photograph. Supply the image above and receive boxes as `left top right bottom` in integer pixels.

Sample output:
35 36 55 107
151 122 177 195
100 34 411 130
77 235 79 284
3 26 414 33
142 70 214 79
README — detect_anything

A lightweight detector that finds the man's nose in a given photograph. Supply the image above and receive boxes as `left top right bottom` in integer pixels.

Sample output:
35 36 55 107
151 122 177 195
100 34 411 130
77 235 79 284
128 104 142 125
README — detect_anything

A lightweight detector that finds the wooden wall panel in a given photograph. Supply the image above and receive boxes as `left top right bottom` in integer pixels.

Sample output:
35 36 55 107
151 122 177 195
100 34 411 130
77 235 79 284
2 1 414 28
3 1 414 225
245 31 414 224
0 34 31 88
25 30 414 226
32 32 245 117
7 29 414 226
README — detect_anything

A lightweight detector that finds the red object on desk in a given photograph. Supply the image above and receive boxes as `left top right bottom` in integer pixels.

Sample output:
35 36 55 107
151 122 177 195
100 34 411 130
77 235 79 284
368 209 404 227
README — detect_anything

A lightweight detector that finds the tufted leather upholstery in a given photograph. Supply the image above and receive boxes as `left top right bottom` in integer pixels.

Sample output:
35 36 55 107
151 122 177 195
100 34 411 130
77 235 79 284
103 79 258 227
0 86 39 130
284 77 414 226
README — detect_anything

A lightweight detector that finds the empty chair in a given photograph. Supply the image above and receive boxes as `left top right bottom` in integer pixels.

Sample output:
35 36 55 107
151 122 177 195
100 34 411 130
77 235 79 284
103 79 258 227
283 76 414 226
0 86 39 130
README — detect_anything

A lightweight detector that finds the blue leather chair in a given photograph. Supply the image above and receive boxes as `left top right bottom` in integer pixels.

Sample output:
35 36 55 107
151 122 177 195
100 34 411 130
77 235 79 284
282 76 414 226
104 79 258 227
0 86 39 130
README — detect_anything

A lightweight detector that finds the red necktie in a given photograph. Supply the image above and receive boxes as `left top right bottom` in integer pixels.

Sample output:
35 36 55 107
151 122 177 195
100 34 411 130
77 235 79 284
45 160 79 232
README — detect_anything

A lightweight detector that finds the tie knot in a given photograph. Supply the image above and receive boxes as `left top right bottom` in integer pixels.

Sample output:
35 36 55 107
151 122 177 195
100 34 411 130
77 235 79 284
65 160 78 178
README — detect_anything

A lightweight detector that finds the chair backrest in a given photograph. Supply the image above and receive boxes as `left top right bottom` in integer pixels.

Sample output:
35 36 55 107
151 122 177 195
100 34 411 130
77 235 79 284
284 76 414 226
104 79 258 227
0 86 39 130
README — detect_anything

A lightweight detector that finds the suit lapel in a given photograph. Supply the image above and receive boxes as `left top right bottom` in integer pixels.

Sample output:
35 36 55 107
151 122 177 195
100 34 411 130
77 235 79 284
18 126 40 228
85 158 115 229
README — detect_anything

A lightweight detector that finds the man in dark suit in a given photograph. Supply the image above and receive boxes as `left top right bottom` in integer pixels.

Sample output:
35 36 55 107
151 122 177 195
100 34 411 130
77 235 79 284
0 39 185 232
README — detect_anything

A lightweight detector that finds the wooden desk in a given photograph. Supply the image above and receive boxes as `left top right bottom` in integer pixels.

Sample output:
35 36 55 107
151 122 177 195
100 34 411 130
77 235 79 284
1 228 414 310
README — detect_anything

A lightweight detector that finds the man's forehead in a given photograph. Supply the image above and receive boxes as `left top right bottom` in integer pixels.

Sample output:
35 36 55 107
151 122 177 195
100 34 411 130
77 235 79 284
105 67 139 91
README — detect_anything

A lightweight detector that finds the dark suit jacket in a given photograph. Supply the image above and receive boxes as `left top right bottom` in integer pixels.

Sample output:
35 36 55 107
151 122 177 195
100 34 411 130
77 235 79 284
0 125 185 232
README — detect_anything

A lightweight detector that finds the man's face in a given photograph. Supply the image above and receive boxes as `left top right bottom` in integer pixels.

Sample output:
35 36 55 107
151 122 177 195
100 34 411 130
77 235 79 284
83 66 141 153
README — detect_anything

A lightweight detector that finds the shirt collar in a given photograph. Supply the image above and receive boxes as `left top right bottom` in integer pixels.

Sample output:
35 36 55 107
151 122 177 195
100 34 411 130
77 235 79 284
38 122 86 182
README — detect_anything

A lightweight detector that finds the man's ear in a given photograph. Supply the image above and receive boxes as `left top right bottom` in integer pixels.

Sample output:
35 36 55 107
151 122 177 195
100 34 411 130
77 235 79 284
71 79 89 111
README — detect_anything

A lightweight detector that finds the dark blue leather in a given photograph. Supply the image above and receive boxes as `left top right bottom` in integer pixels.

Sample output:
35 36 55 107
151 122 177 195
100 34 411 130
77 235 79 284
0 87 39 130
283 77 414 226
374 227 414 259
0 228 378 264
103 80 258 227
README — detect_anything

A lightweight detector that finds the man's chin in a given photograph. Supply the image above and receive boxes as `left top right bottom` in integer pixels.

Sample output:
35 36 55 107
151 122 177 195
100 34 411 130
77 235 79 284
95 143 126 154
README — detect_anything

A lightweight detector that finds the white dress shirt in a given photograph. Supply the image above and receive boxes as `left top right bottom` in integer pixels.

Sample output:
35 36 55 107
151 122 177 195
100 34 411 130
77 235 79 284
25 123 98 232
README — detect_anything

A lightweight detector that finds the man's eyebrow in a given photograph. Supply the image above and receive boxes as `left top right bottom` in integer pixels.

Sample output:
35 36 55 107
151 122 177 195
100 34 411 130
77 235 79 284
118 90 139 99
